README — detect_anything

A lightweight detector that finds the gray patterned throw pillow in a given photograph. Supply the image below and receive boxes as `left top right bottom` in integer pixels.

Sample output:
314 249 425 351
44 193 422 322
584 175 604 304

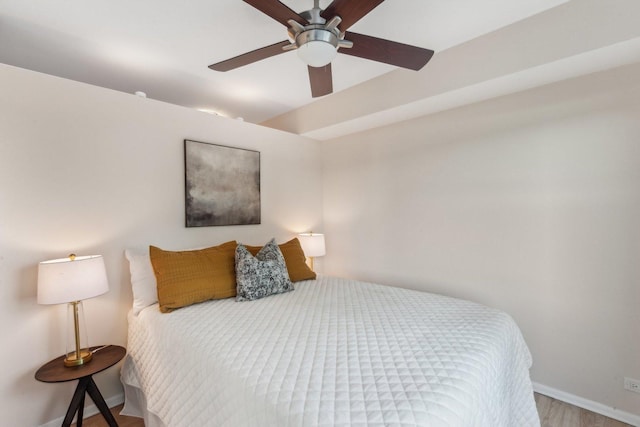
235 239 294 301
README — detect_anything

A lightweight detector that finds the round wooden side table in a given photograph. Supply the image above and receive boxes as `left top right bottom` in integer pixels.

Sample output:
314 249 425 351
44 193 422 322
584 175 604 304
35 345 126 427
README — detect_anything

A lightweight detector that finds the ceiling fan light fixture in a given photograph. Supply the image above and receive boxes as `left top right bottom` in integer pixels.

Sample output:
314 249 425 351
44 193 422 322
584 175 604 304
296 29 338 67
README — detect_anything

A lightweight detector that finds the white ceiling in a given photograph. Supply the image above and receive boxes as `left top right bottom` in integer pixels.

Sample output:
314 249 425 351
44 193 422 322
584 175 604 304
263 0 640 139
0 0 568 125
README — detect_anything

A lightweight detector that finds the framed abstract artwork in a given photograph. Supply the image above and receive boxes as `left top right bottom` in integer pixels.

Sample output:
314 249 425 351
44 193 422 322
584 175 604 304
184 139 261 227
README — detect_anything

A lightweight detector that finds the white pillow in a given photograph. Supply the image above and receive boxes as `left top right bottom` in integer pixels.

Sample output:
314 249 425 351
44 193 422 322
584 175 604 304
125 248 158 315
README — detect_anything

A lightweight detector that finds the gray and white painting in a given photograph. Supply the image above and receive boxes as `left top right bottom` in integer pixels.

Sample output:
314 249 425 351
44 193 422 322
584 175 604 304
185 140 260 227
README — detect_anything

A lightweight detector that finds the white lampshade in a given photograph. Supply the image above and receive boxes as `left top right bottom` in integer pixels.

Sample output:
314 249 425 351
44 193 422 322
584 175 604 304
298 233 326 258
297 40 337 67
38 255 109 304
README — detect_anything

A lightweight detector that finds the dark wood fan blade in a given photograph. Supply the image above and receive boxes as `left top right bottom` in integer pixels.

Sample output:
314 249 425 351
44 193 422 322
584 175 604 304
321 0 385 31
340 32 434 70
243 0 307 27
308 65 333 98
209 40 291 71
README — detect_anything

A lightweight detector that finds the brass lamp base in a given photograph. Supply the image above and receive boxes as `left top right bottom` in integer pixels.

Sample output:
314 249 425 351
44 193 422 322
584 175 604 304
64 349 93 367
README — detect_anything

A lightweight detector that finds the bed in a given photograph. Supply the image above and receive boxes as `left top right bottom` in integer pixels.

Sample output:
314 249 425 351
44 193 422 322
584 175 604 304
121 275 540 426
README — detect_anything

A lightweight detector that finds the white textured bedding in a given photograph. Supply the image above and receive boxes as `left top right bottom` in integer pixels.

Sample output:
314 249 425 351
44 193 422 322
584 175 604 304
122 276 539 426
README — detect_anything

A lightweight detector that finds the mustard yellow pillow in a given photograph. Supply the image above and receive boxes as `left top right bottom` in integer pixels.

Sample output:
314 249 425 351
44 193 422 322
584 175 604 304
246 238 316 282
149 241 237 313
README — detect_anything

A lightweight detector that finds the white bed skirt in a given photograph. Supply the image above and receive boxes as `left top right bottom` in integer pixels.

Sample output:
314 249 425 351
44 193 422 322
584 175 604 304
120 355 166 427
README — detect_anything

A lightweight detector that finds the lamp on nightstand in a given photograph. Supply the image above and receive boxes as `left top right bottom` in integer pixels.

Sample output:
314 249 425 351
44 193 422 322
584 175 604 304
37 254 109 367
298 232 326 271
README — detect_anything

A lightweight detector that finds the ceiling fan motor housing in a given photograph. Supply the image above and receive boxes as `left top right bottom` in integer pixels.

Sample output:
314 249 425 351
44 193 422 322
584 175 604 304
296 27 339 48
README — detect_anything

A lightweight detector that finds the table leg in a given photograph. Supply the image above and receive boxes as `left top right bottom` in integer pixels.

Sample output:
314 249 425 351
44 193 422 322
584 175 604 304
85 376 119 427
77 392 85 427
62 377 90 427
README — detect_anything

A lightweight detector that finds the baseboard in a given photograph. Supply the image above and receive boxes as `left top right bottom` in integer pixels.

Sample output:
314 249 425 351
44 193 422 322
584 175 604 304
38 393 124 427
533 382 640 426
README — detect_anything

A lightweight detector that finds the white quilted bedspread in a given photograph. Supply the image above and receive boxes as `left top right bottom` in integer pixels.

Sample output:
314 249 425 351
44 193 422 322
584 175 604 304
122 276 540 427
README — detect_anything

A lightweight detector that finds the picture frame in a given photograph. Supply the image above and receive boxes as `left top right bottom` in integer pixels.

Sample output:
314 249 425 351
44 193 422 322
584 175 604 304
184 139 261 227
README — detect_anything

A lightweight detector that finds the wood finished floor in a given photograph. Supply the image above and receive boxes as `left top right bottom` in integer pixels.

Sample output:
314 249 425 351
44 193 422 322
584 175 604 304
75 393 633 427
534 394 632 427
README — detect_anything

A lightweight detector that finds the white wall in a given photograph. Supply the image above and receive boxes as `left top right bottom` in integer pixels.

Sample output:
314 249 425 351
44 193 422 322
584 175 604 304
322 63 640 418
0 63 323 426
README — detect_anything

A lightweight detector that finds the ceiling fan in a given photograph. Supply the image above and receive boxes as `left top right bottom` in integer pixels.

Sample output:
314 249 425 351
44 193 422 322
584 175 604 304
208 0 434 98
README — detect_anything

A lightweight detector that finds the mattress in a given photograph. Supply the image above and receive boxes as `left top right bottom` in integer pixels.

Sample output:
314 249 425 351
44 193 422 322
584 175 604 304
121 276 540 426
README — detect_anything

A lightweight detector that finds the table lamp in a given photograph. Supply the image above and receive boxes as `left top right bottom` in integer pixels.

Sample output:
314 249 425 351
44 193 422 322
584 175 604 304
298 232 326 271
37 254 109 367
